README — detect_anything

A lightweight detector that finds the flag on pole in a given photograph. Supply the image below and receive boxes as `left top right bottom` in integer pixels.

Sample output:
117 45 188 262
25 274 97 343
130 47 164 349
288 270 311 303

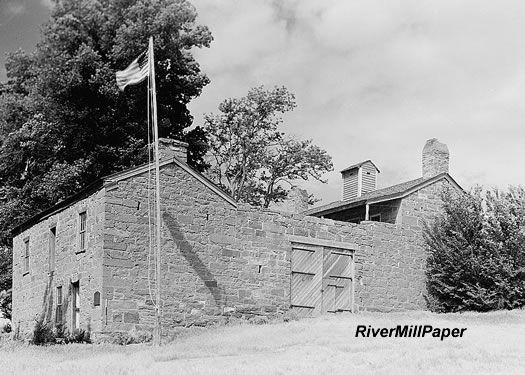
116 38 163 345
115 49 150 91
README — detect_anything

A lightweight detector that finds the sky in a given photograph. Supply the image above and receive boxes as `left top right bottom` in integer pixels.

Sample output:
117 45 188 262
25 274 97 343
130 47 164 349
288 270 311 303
1 0 525 206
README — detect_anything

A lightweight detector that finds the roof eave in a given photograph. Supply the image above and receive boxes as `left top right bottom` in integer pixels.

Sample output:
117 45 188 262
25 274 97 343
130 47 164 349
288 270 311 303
305 172 462 217
340 159 381 174
12 158 238 237
304 199 367 217
365 173 462 205
11 179 104 236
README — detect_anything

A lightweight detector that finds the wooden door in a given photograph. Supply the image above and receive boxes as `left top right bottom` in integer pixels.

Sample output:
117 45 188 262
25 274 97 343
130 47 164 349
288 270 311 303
291 243 354 316
290 243 322 316
322 249 353 312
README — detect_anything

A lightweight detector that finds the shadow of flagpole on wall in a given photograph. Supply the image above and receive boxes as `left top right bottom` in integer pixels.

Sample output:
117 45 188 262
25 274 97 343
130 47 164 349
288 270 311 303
39 272 54 324
162 212 224 309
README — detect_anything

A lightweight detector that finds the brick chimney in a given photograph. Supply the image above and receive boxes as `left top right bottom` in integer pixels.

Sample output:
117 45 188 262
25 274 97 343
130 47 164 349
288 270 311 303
158 138 188 163
422 138 449 178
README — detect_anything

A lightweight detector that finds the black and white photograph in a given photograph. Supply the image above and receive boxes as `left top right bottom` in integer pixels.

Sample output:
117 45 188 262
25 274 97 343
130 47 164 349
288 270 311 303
1 0 525 374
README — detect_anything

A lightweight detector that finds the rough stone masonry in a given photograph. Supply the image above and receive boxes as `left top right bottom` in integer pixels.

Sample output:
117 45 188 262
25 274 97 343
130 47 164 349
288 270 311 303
11 139 454 341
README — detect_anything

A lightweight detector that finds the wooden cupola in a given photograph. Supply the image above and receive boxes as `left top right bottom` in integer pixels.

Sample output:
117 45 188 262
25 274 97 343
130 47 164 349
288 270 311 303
340 160 380 201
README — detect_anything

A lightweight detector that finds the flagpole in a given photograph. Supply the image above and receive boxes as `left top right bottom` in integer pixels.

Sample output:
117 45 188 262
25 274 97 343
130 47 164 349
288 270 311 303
149 36 163 346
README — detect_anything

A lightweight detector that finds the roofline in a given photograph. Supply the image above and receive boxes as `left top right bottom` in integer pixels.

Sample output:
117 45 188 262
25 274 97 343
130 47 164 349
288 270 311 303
305 172 462 217
340 160 380 174
367 173 462 205
303 199 367 217
12 158 237 236
11 179 104 236
104 156 237 208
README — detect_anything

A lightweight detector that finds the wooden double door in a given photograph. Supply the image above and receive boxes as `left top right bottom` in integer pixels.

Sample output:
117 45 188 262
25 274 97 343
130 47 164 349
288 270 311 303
291 242 354 316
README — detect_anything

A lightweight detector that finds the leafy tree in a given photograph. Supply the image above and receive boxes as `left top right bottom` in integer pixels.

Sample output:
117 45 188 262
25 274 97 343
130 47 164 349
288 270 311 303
425 186 525 312
204 86 333 207
0 247 12 319
0 247 12 292
0 0 212 247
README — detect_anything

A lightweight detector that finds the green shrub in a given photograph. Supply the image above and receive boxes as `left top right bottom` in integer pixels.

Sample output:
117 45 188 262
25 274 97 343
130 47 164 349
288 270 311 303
31 321 91 345
0 289 11 320
64 329 91 344
112 328 152 345
425 186 525 312
1 320 11 333
31 319 55 345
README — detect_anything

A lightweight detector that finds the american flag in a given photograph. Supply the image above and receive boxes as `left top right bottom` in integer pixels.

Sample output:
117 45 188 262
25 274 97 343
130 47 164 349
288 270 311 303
115 49 149 91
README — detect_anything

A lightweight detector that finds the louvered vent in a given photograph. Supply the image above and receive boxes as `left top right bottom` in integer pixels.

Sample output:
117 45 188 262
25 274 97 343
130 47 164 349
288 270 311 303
341 160 379 200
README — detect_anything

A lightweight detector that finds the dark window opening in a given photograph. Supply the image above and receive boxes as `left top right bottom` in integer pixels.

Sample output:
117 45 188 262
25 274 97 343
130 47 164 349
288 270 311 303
79 212 87 250
94 291 101 307
49 227 56 273
24 238 30 274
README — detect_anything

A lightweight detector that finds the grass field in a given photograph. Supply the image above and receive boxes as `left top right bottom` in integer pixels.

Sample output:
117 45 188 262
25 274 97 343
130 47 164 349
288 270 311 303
1 309 524 374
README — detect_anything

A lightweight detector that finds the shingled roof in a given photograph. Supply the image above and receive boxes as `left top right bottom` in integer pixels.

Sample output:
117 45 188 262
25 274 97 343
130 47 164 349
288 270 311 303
340 159 380 173
304 172 461 217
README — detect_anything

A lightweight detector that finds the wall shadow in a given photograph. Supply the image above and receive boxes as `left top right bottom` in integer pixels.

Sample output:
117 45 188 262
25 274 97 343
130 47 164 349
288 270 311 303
39 272 54 324
162 212 224 308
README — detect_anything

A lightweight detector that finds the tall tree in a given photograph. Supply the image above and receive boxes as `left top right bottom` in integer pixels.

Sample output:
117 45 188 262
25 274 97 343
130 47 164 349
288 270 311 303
0 0 212 246
204 86 333 207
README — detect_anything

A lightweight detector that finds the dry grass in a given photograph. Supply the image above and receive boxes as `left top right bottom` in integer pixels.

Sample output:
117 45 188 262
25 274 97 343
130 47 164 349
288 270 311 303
1 309 524 374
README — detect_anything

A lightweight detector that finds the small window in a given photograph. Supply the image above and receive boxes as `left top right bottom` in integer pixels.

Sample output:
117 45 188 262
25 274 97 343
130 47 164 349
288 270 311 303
370 214 381 222
79 212 87 251
56 286 63 325
23 238 30 274
49 227 56 273
94 291 100 307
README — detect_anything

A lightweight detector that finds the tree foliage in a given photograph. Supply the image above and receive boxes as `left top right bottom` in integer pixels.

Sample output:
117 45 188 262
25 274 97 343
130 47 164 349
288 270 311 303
424 186 525 312
204 86 333 207
0 247 12 292
0 247 12 319
0 0 212 246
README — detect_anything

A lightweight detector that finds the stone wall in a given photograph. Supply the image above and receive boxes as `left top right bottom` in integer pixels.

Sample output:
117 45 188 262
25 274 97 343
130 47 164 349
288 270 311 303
357 180 452 311
102 163 431 336
356 221 426 311
396 180 448 228
12 189 105 338
12 161 449 340
102 164 290 334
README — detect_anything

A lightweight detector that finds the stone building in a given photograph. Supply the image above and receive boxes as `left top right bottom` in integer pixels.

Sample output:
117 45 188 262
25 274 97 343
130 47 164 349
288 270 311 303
305 138 460 224
11 138 461 340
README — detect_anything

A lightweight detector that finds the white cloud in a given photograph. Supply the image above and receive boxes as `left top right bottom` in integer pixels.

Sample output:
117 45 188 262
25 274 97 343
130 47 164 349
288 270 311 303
4 2 26 16
40 0 54 9
189 0 525 203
